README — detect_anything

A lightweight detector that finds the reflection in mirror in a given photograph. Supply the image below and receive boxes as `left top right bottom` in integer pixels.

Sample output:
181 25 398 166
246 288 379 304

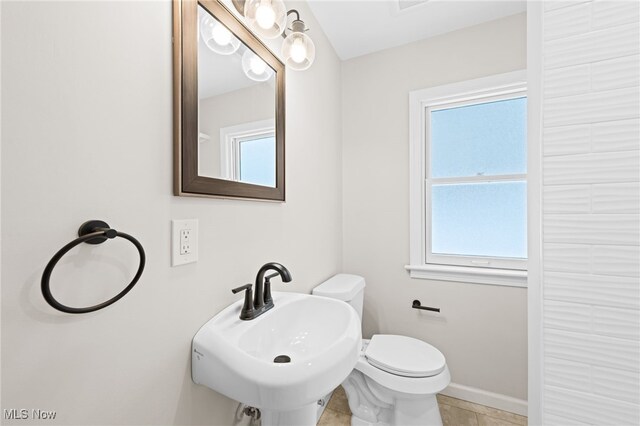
197 5 276 188
173 0 285 201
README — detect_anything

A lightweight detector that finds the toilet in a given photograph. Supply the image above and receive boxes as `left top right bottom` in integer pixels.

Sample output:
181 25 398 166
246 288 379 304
313 274 450 426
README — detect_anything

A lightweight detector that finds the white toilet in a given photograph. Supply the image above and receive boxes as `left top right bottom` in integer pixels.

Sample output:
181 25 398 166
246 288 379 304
313 274 450 426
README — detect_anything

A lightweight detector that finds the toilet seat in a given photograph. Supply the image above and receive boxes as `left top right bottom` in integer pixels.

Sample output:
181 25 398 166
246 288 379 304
354 338 450 396
364 335 446 378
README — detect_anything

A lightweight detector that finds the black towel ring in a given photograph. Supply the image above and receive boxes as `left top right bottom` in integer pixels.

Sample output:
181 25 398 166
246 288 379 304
41 220 146 314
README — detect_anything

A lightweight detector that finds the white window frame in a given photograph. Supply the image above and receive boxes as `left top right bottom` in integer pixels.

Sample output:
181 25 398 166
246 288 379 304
406 71 528 287
219 119 275 181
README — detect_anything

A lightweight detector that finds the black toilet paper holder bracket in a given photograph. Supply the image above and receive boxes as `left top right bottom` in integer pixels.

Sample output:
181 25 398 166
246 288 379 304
412 300 440 313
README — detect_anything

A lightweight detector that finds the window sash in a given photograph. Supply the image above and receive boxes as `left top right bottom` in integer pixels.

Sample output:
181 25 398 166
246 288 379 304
425 178 527 271
425 91 527 180
219 119 275 181
234 132 275 181
424 91 527 271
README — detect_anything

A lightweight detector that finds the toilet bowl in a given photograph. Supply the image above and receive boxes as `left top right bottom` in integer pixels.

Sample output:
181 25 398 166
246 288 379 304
313 274 450 426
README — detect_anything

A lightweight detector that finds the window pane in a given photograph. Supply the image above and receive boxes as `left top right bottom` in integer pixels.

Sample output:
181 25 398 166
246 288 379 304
431 182 527 258
239 136 275 187
430 97 526 178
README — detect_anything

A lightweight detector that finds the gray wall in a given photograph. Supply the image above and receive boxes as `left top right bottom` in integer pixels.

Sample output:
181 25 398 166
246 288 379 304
341 13 528 402
0 1 342 425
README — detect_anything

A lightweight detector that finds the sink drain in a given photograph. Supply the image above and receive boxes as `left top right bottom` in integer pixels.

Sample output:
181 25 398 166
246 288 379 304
273 355 291 363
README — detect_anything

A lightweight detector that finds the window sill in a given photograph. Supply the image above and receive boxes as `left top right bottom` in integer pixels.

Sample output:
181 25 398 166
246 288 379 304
404 264 527 287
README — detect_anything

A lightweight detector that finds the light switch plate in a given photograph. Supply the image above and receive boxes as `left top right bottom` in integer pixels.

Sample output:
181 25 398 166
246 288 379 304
172 219 198 266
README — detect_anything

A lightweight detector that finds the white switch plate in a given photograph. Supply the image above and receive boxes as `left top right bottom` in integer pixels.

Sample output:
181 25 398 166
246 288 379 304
172 219 198 266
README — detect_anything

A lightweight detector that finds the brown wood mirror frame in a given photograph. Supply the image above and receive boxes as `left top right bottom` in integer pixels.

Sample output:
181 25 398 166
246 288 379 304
173 0 286 201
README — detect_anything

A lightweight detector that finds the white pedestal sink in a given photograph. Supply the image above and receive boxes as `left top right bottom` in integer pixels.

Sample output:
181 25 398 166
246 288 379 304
192 292 362 426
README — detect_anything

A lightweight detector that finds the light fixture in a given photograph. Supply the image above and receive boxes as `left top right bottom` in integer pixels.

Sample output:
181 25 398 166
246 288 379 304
243 0 287 39
231 1 316 71
200 13 240 55
281 10 315 71
242 49 274 82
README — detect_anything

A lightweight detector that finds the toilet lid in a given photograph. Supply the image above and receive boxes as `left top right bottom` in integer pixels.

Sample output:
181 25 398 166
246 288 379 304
364 335 446 378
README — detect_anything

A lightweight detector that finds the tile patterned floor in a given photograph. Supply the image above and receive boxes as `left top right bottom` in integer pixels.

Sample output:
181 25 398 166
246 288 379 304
318 387 528 426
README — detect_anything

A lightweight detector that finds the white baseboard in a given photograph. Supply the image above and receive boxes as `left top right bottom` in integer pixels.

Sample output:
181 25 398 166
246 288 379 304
440 382 528 417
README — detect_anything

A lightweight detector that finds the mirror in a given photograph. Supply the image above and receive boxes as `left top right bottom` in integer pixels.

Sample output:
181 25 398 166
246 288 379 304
173 0 285 201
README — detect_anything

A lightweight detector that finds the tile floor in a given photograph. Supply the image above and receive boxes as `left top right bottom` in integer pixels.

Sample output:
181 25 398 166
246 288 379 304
318 387 527 426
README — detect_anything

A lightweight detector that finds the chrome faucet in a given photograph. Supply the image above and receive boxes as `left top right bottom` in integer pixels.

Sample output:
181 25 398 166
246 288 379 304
231 262 292 320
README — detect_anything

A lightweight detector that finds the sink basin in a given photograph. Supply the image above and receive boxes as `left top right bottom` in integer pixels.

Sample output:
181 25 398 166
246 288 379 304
192 291 361 417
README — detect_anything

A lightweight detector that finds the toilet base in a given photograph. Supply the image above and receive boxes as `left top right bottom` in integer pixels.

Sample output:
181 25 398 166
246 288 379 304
342 370 445 426
348 395 443 426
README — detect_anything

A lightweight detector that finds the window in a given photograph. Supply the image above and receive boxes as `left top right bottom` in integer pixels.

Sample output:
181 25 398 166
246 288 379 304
237 134 276 187
219 119 276 188
407 71 527 286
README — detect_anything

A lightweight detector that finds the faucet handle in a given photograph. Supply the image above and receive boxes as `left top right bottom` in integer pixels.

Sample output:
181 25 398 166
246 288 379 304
231 284 252 294
231 284 255 320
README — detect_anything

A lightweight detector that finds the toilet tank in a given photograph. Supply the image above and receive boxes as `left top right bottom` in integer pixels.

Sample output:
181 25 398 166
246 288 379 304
312 274 366 320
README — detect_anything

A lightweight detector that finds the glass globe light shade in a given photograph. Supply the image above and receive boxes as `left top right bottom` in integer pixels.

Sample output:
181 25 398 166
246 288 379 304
200 14 240 55
242 49 274 82
282 30 315 71
243 0 287 39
